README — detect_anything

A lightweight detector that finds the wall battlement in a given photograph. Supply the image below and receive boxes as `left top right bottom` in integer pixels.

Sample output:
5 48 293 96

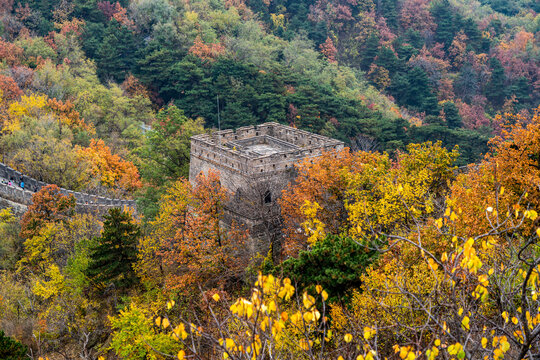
190 122 344 185
0 162 136 214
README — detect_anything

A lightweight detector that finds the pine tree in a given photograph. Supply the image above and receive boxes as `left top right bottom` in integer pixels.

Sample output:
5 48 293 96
85 208 141 291
431 0 457 48
388 72 410 106
463 18 482 51
377 0 399 29
96 20 139 82
441 101 463 128
485 57 506 107
507 76 531 107
361 33 380 70
407 66 439 114
280 234 376 303
0 331 27 360
375 46 401 75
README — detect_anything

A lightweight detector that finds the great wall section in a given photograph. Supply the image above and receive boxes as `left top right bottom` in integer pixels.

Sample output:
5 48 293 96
0 162 136 215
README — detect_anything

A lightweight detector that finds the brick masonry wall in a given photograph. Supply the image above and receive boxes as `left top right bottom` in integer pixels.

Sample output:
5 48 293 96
0 162 136 214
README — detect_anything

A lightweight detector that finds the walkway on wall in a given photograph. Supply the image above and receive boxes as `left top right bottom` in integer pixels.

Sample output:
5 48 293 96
0 162 136 213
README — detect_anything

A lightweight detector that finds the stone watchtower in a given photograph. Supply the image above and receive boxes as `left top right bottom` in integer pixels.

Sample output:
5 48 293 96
189 122 344 253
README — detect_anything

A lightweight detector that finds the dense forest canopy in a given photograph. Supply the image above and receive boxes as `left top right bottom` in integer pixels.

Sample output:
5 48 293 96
0 0 539 359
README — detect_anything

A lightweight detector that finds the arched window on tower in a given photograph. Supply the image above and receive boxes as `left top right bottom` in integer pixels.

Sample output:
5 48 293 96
264 190 272 204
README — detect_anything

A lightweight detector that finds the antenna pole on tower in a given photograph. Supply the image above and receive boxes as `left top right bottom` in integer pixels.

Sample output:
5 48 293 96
217 95 221 147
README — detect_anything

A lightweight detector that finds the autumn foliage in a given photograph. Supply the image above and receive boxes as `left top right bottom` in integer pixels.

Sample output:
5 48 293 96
20 184 75 240
281 143 458 256
138 170 248 300
47 98 91 131
0 75 22 100
77 139 142 193
0 39 22 66
188 36 226 62
0 0 539 357
319 36 337 63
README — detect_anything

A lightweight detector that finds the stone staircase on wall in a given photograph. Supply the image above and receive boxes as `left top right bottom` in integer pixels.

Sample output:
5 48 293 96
0 162 136 214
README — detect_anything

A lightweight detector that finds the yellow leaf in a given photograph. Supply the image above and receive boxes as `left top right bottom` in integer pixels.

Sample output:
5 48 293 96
212 293 220 302
173 324 188 340
364 326 374 340
481 337 487 348
316 285 322 294
462 316 470 330
322 290 328 301
502 311 509 323
155 317 161 326
344 333 353 343
177 350 185 360
225 338 235 349
162 318 170 328
299 339 310 350
400 347 409 359
303 292 315 309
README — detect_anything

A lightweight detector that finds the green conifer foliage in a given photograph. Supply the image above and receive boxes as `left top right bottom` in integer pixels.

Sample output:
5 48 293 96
407 66 439 115
280 235 377 302
0 331 27 360
85 208 141 291
96 20 139 82
485 57 507 107
441 101 463 129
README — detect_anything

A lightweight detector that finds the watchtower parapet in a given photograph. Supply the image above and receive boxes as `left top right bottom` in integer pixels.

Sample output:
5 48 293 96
190 122 343 186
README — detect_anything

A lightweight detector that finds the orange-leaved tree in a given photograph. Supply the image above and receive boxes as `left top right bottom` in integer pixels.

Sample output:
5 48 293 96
281 142 458 257
137 170 248 302
280 149 381 256
18 184 76 273
77 138 142 194
20 184 76 240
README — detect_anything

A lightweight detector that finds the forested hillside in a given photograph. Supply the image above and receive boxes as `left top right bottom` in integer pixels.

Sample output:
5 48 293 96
0 0 539 359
